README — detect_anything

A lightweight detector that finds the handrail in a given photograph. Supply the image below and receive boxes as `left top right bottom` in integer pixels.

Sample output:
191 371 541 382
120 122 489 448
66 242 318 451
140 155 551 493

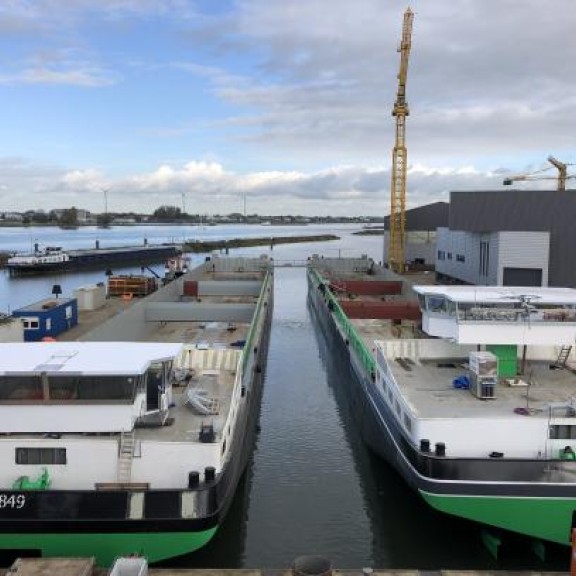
242 268 272 372
309 268 375 376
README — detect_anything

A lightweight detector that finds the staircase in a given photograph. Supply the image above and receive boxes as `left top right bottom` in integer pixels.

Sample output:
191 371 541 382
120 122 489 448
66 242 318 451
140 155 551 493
117 431 135 484
555 345 572 368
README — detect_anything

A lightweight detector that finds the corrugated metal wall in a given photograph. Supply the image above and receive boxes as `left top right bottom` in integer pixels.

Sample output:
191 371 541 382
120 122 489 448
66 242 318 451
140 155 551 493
436 228 549 286
449 190 575 287
497 231 549 286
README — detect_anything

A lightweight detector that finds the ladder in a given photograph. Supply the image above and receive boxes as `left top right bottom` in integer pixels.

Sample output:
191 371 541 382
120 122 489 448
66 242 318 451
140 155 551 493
117 431 135 484
555 345 572 368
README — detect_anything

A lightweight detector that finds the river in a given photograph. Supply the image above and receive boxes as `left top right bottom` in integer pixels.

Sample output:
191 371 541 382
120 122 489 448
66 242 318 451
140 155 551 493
0 224 570 570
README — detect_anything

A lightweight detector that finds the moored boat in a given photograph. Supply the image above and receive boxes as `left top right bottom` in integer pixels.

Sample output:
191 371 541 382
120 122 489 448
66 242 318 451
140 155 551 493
6 244 179 276
307 255 576 548
0 255 273 565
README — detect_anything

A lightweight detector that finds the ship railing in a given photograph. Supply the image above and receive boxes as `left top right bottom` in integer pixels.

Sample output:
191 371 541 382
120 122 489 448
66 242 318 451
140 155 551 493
242 269 272 373
309 268 376 376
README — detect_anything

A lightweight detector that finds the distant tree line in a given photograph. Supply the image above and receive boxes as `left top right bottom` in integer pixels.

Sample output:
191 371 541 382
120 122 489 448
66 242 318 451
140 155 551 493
2 204 383 226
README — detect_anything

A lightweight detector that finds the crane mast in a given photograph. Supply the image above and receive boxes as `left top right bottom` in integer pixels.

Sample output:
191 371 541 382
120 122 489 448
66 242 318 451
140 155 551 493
388 7 414 273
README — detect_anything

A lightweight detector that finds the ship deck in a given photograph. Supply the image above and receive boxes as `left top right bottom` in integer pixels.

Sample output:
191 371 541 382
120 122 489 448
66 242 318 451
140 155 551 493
312 260 576 423
347 315 576 420
28 265 269 444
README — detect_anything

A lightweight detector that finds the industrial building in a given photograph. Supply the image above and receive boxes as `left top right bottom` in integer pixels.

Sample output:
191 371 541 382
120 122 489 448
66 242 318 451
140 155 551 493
383 201 449 268
435 189 576 287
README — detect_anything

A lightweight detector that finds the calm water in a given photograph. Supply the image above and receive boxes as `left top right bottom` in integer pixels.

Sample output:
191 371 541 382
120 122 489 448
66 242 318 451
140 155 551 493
0 225 570 570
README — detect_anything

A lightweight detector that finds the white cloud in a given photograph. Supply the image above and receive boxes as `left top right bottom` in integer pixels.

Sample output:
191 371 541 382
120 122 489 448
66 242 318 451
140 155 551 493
0 0 574 216
0 156 520 216
0 65 119 86
179 0 576 169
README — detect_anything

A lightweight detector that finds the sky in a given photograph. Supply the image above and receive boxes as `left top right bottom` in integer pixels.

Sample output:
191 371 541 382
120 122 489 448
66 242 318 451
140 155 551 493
0 0 574 217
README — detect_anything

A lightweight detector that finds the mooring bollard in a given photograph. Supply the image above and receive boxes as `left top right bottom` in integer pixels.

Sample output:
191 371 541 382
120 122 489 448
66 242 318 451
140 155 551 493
292 555 332 576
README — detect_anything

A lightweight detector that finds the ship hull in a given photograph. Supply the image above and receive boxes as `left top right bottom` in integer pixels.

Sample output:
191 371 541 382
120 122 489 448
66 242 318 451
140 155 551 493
307 268 576 546
0 264 273 565
7 246 179 276
0 528 217 565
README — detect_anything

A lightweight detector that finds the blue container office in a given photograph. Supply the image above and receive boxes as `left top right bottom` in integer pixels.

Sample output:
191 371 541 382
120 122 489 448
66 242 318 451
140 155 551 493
12 297 78 341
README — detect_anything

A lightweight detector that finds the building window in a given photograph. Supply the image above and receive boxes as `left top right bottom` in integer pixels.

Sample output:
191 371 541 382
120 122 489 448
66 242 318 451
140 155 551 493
479 241 490 277
447 252 452 260
549 425 576 440
16 448 67 465
456 254 465 263
21 318 39 329
437 250 445 261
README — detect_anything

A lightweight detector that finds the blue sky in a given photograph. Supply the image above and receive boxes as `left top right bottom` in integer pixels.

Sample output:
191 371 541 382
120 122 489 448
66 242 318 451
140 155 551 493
0 0 574 216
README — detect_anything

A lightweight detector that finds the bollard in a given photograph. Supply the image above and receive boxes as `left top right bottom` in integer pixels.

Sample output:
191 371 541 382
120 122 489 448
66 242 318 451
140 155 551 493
204 466 216 483
292 556 332 576
188 471 199 489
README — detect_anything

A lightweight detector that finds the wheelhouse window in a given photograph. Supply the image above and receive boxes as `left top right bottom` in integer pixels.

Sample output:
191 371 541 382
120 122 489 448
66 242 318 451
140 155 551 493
49 376 137 401
0 375 138 403
549 425 576 440
0 376 44 401
426 295 447 314
16 448 66 465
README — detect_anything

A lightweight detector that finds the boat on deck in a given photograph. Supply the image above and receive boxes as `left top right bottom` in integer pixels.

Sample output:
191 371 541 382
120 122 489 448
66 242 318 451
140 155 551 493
0 255 273 565
307 255 576 549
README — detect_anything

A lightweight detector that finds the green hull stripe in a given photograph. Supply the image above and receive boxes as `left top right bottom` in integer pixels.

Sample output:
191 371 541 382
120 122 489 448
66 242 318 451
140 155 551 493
420 490 576 545
0 527 218 566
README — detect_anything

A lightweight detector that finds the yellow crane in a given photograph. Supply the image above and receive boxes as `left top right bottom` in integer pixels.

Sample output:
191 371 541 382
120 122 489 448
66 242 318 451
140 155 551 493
388 7 414 273
503 156 575 191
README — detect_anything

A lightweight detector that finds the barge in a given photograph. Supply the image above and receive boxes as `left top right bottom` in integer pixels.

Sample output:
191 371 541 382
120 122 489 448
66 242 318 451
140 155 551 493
0 255 273 565
6 244 179 276
308 255 576 549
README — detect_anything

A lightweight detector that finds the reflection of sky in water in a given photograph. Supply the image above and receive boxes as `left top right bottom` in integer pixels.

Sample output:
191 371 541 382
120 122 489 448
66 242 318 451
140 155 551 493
0 224 382 312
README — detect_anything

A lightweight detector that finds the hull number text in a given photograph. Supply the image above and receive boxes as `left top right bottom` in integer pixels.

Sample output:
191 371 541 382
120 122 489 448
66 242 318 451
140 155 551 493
0 494 26 509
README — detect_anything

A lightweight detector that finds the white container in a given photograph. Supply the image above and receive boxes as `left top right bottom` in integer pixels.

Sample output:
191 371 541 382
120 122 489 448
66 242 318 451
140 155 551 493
0 315 24 342
74 283 106 311
469 351 498 376
109 557 148 576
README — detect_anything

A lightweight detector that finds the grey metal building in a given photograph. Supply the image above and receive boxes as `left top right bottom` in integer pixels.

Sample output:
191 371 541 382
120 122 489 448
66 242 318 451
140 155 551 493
436 189 576 287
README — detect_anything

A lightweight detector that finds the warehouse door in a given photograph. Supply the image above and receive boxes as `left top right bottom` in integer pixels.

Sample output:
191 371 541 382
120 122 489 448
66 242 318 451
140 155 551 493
502 267 542 286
